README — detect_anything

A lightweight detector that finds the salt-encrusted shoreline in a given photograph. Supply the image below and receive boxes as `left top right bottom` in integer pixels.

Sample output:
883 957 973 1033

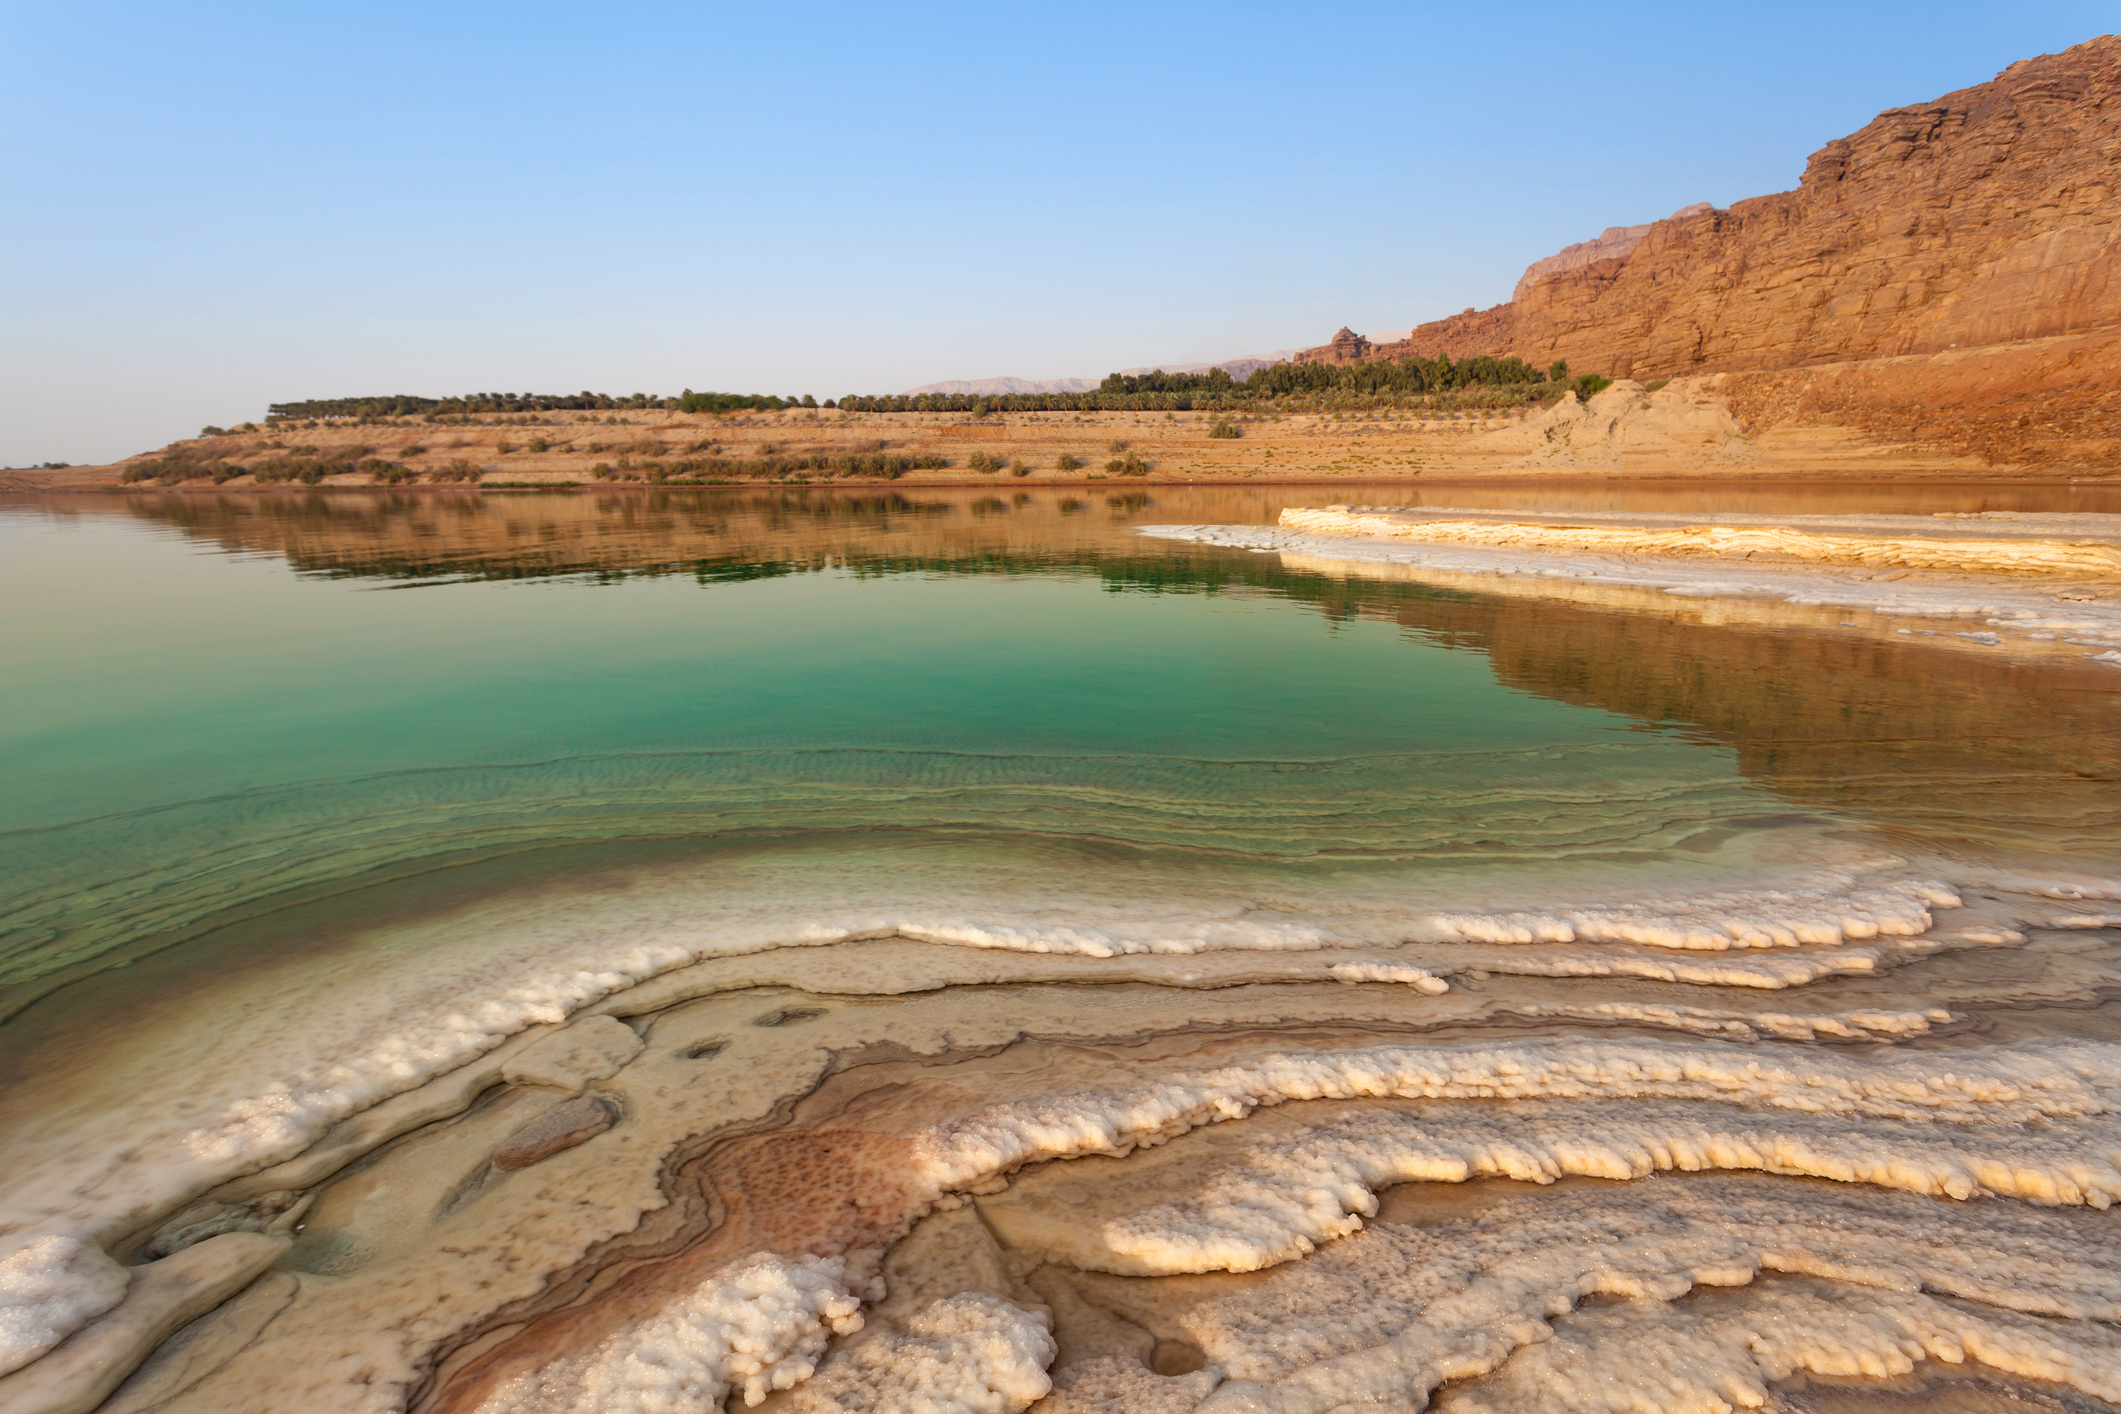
1141 508 2121 666
2 789 2115 1411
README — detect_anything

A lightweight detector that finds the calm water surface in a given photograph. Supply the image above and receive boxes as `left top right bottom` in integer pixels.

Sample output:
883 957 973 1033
3 483 2116 1013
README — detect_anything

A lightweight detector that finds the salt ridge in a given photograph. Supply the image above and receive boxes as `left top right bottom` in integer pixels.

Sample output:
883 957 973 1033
1140 518 2121 660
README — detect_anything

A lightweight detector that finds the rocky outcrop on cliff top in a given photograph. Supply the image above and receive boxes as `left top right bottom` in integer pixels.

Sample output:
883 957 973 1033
1509 204 1711 303
1330 36 2121 381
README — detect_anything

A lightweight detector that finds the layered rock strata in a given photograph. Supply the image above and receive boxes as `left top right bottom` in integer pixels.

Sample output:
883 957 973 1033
1305 36 2121 467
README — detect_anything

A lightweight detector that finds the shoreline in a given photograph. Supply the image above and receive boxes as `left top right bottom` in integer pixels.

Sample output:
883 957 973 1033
10 841 2117 1413
16 372 2119 494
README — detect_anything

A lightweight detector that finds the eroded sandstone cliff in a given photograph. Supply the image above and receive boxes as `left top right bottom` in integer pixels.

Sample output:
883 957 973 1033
1307 35 2121 467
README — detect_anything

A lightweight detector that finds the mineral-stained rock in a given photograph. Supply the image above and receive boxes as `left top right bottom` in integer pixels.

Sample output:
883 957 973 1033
490 1095 618 1171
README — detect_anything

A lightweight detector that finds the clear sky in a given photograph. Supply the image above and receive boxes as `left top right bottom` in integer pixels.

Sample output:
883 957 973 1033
2 0 2111 466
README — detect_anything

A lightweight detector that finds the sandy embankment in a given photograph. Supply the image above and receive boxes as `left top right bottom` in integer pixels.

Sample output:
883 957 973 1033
10 370 2084 496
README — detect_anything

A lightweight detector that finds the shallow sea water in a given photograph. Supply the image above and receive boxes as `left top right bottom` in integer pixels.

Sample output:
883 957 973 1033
1 482 2118 1414
6 481 2116 991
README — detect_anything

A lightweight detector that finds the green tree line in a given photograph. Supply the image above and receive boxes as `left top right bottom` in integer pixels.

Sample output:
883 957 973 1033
266 389 820 421
259 353 1614 427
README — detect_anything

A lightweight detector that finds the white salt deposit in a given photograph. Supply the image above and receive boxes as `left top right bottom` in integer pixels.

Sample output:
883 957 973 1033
916 1037 2121 1203
0 832 2108 1398
1159 1176 2121 1411
1326 962 1450 992
0 1235 129 1377
0 848 1962 1298
1140 513 2121 659
1444 1283 2121 1413
1021 1101 2121 1276
485 1253 867 1413
1274 506 2121 578
777 1293 1055 1414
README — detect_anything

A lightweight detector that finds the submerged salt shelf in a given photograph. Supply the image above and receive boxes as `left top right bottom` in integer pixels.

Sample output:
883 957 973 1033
0 488 2116 1414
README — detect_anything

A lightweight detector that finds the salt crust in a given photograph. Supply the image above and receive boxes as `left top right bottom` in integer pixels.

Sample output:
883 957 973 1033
1276 507 2121 579
916 1037 2121 1207
0 863 1970 1362
1440 1283 2116 1414
0 1232 288 1414
1141 519 2121 656
0 1236 128 1377
1150 1177 2121 1411
0 855 2102 1395
776 1293 1056 1414
1008 1101 2121 1277
1325 962 1450 993
1496 1000 1953 1040
485 1253 866 1413
467 1033 2121 1414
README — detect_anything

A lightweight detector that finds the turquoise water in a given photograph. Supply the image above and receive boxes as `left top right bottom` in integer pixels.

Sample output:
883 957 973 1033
2 484 2115 1003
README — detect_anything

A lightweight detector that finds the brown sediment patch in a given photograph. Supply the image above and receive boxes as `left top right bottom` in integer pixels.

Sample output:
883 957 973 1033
421 1125 923 1414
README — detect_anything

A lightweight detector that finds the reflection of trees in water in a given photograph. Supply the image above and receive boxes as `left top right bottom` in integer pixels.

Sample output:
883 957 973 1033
51 488 2121 854
99 486 1194 583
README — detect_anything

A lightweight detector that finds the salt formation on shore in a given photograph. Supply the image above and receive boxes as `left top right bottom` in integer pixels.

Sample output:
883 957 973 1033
1023 1174 2121 1412
0 840 2115 1414
1142 508 2121 665
2 500 2116 1413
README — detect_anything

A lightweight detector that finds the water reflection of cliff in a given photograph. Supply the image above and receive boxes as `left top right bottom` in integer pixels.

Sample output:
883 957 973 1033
35 479 2121 582
29 487 2121 856
1293 565 2119 859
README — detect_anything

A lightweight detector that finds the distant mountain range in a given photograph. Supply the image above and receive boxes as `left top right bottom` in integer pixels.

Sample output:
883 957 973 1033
904 349 1305 397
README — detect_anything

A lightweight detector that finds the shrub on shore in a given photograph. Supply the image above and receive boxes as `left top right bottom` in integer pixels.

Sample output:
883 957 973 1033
1105 452 1149 476
1054 453 1083 472
596 451 946 483
967 451 1004 474
1208 420 1241 438
122 453 243 485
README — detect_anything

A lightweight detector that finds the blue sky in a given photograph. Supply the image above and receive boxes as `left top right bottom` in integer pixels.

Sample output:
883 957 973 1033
2 1 2111 465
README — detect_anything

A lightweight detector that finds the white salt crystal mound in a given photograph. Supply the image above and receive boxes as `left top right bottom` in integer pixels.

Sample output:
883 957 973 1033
0 849 2079 1377
1137 519 2121 657
1271 507 2121 579
915 1037 2121 1214
1394 876 1956 950
1041 1100 2121 1277
0 1235 129 1377
486 1252 866 1413
0 856 1960 1272
778 1293 1056 1414
1448 1284 2121 1414
1327 962 1450 993
1165 1176 2121 1411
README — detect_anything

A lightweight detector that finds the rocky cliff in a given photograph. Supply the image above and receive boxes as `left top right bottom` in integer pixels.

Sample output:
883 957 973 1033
1509 204 1710 303
1304 35 2121 466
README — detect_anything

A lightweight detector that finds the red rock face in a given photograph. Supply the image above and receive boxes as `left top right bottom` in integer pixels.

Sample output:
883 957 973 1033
1312 36 2121 380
